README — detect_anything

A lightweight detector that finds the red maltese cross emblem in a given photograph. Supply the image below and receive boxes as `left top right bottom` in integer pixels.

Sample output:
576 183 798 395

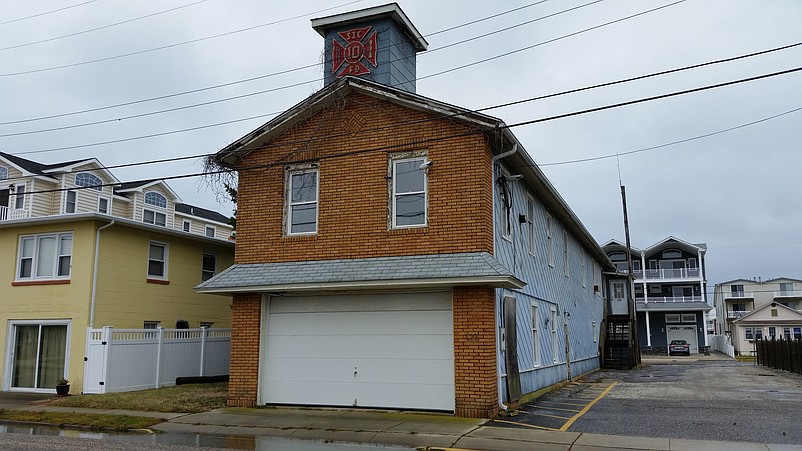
332 26 378 78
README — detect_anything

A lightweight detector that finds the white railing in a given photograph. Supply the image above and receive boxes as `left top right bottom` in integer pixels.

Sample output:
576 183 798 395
634 268 701 280
727 311 750 319
83 326 230 394
775 290 802 298
709 334 735 358
635 296 703 304
0 206 30 221
724 291 754 299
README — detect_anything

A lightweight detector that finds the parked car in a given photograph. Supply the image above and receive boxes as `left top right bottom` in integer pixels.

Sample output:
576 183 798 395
669 339 690 356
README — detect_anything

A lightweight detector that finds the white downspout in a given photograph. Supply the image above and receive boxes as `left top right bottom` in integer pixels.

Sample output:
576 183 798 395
492 143 516 412
89 220 115 329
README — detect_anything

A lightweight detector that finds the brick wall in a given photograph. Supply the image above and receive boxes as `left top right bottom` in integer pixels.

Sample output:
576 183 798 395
227 293 261 407
453 286 499 418
234 93 495 264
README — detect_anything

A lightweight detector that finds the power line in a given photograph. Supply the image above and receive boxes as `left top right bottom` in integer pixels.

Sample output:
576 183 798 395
0 0 209 51
0 0 366 77
0 1 99 27
8 65 801 196
0 0 590 127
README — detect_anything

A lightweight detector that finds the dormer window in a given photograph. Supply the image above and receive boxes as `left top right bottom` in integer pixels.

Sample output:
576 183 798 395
143 191 168 227
144 192 167 208
75 172 103 191
0 166 7 180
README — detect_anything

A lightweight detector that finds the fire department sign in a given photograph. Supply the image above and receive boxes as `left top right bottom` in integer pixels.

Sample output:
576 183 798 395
332 26 378 78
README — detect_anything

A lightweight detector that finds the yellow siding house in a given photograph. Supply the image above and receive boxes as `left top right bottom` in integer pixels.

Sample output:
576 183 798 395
0 152 234 393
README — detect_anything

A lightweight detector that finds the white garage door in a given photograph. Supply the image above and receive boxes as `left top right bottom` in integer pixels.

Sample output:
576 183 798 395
262 292 455 411
666 325 699 354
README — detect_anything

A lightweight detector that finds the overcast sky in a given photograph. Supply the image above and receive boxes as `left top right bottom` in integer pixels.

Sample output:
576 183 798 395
2 0 801 293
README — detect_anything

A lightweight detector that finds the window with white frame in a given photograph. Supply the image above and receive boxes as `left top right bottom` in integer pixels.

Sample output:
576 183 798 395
754 327 763 340
527 195 536 256
182 220 191 232
0 166 7 180
143 209 166 227
65 191 77 213
287 168 318 235
143 321 160 329
681 313 697 323
17 233 73 281
97 197 109 214
744 327 754 340
201 251 217 281
665 313 681 323
546 213 554 267
13 184 25 209
75 172 103 191
592 321 597 342
205 226 215 238
391 156 427 228
531 301 540 367
768 326 776 339
581 248 587 288
144 191 167 208
562 229 569 277
147 242 168 279
783 327 791 340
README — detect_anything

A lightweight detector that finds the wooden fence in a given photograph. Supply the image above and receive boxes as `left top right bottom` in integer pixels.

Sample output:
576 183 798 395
755 337 802 375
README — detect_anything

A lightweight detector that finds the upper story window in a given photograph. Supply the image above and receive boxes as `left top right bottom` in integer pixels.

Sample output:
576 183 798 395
0 166 7 180
201 251 217 281
144 191 167 208
286 168 318 235
75 172 103 191
65 191 77 213
98 197 109 214
391 156 427 228
13 184 25 209
662 249 682 259
526 195 536 256
205 226 216 238
545 213 554 267
17 232 73 281
562 229 569 277
182 220 191 233
147 242 168 280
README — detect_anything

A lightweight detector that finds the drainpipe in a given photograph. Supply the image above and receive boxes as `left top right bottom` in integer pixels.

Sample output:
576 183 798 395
492 143 516 413
89 220 115 329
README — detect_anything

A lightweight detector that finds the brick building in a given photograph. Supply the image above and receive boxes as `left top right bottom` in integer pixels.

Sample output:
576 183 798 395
198 4 614 417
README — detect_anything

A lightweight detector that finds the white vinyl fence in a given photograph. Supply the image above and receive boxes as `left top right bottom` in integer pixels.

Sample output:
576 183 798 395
83 326 230 394
709 334 735 358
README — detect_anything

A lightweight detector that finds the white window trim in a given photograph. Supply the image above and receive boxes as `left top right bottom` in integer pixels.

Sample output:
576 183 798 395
391 155 428 229
581 248 587 288
182 220 191 233
562 229 569 277
201 250 218 282
97 197 109 214
143 209 167 227
75 172 103 192
16 232 73 281
205 225 216 238
64 190 77 214
144 191 168 208
147 241 169 280
531 301 540 367
13 183 26 210
546 213 554 267
286 167 319 235
550 307 559 363
526 194 536 256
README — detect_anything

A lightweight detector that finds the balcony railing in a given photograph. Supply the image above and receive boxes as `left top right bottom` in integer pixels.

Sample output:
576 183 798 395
774 290 802 298
635 296 703 304
724 291 754 300
727 311 750 319
0 206 30 221
633 268 701 280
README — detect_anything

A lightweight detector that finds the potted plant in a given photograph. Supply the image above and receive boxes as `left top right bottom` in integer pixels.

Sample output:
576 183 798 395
56 377 70 396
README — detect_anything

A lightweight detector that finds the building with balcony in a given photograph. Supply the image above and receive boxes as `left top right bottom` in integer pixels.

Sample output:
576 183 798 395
713 277 802 355
0 152 234 393
602 236 710 354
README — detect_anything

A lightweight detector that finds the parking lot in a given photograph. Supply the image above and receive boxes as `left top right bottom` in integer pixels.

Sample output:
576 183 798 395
494 354 802 445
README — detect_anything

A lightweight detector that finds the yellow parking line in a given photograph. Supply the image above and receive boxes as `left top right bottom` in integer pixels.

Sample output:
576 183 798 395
494 419 558 431
533 405 581 413
559 382 617 432
539 400 588 407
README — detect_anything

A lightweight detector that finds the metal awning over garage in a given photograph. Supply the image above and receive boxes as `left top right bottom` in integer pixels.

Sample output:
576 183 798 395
196 251 525 294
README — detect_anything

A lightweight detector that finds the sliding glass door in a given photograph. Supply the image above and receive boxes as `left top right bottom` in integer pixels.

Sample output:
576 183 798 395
8 322 68 391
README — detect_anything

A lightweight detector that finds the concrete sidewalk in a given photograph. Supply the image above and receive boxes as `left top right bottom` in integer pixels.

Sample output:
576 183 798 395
2 393 800 450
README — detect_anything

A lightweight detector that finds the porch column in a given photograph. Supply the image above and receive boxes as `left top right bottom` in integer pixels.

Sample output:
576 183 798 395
453 286 498 418
645 311 652 347
227 292 262 407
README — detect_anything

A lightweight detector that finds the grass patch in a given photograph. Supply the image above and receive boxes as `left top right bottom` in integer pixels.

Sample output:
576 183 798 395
0 408 163 432
48 382 228 413
736 355 755 362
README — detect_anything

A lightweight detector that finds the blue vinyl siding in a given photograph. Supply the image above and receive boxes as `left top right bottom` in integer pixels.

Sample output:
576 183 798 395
493 163 604 401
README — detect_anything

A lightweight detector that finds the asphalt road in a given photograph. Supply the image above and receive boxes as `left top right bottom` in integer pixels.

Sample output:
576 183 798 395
572 358 802 445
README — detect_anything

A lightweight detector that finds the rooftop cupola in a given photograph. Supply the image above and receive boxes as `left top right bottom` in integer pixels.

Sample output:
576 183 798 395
311 3 428 93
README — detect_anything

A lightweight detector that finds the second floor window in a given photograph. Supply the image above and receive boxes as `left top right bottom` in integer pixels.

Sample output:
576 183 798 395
287 168 318 235
18 232 73 280
144 191 167 208
65 191 77 213
75 172 103 191
98 198 109 214
392 157 427 228
147 242 168 279
201 251 217 281
143 209 166 227
205 226 215 238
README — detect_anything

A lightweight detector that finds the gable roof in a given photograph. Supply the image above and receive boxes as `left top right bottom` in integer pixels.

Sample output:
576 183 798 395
196 251 524 294
0 151 58 179
646 236 707 254
212 76 614 271
115 179 181 202
734 301 802 324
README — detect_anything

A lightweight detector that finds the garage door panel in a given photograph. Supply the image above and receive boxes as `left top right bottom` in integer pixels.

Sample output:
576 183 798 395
264 357 454 385
267 310 452 336
667 325 699 354
263 292 455 411
266 334 453 359
270 293 451 314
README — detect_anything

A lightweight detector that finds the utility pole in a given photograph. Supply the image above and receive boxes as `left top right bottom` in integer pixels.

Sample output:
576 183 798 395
620 185 641 367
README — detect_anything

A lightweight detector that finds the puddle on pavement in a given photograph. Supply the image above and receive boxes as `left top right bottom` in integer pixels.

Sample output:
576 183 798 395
0 425 411 450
